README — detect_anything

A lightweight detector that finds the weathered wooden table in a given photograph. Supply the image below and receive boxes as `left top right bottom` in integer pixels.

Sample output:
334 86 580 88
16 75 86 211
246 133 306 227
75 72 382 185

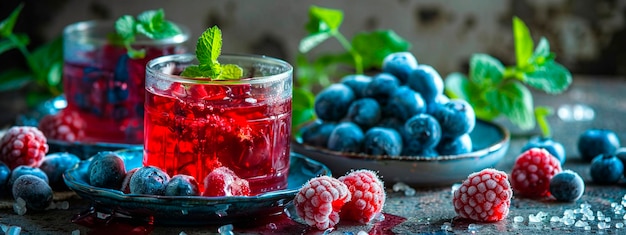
1 75 626 234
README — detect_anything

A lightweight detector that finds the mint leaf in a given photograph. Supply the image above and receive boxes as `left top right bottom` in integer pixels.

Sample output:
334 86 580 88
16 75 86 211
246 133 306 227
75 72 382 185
220 64 243 79
513 16 533 68
534 106 553 137
196 26 222 65
351 30 411 69
0 34 28 54
306 6 343 34
444 72 471 101
469 54 504 85
292 87 316 131
0 69 31 91
299 32 333 53
445 72 500 120
0 3 23 37
486 81 535 130
180 65 207 77
528 37 555 66
114 15 136 40
524 61 572 94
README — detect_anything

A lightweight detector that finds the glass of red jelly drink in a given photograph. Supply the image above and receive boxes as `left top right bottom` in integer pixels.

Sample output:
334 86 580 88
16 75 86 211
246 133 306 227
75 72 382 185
144 54 293 195
62 20 189 144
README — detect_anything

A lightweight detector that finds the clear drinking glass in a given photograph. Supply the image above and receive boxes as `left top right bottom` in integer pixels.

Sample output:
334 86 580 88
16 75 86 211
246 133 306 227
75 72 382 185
62 20 189 144
144 54 293 195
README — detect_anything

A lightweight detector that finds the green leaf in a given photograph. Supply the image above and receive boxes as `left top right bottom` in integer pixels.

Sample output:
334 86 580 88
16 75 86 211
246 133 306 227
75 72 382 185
444 72 471 101
305 6 343 34
0 69 32 91
513 16 534 68
126 47 146 59
350 30 411 69
523 61 572 94
0 3 23 37
534 106 553 137
528 37 555 66
0 34 28 54
299 32 333 53
114 15 136 40
485 81 535 130
196 26 222 65
219 64 243 80
292 87 316 130
444 72 500 120
46 61 62 87
469 54 504 85
179 65 208 77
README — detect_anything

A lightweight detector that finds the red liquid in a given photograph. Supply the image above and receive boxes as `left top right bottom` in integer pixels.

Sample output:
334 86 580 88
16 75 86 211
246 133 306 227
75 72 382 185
144 82 292 194
63 45 183 144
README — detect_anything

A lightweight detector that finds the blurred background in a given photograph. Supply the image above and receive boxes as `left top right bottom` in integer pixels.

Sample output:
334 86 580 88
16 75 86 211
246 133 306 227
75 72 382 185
1 0 625 127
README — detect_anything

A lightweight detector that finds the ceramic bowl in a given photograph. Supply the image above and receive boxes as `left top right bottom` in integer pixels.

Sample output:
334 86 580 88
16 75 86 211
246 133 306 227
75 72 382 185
291 119 510 187
63 148 331 225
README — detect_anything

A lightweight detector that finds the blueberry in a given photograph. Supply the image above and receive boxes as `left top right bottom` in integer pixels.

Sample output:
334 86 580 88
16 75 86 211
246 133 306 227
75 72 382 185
12 175 53 211
300 120 337 147
382 52 419 84
129 166 170 195
426 94 450 114
39 152 81 190
407 64 444 104
341 74 372 98
8 166 49 190
590 154 623 184
431 99 476 139
578 129 621 162
88 152 126 189
363 127 403 156
403 113 442 150
521 136 566 164
346 98 381 129
314 84 356 121
616 148 626 177
385 86 426 121
0 162 10 195
363 73 400 105
165 174 200 196
378 117 405 133
327 122 365 153
549 170 584 202
436 134 473 155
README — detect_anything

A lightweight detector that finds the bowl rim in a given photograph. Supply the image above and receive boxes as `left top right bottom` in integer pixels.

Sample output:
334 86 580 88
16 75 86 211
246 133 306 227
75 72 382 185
292 119 510 162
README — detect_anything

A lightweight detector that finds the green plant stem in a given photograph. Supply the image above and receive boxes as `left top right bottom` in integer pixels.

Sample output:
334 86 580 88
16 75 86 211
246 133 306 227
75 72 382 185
334 32 363 74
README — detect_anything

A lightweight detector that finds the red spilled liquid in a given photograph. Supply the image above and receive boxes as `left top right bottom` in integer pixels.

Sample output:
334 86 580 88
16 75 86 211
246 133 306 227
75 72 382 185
144 82 292 194
63 45 183 144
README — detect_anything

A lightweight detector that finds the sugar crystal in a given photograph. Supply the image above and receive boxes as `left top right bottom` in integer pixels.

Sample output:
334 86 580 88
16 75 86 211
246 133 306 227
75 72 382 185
266 223 277 230
584 225 591 230
563 218 576 226
574 220 587 227
357 231 369 235
550 216 561 223
598 221 610 229
71 229 80 235
13 198 27 216
616 222 624 228
218 224 234 235
7 226 21 235
514 216 524 223
392 182 416 196
441 222 452 231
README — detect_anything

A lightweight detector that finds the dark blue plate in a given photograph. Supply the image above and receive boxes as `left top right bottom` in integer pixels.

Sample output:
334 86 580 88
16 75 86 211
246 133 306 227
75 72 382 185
63 148 331 225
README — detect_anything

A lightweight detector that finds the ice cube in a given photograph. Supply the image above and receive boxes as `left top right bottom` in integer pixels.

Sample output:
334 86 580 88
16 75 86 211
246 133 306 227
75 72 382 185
218 224 234 235
7 226 21 235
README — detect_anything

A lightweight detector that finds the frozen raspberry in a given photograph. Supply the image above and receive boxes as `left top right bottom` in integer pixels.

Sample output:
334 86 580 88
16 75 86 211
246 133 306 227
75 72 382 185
338 170 386 224
38 110 85 142
0 126 48 170
453 168 512 222
294 176 352 230
202 167 250 197
510 148 562 198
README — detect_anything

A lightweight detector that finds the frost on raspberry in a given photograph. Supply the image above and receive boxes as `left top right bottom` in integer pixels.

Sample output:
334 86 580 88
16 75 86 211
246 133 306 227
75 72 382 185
453 168 512 222
510 148 562 198
294 176 351 230
338 169 386 224
38 110 85 142
0 126 48 170
202 166 250 197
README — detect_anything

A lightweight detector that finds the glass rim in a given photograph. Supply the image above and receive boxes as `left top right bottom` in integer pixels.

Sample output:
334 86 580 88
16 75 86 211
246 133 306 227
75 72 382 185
63 20 190 46
146 53 294 85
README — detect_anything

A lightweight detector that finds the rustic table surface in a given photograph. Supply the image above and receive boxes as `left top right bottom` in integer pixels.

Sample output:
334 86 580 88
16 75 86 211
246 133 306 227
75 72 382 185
1 75 626 235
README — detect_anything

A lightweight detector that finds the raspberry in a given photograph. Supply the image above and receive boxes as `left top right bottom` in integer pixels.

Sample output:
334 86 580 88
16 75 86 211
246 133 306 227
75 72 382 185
38 110 85 142
202 167 250 197
338 170 386 224
294 176 351 230
453 168 512 222
510 148 562 198
0 126 49 170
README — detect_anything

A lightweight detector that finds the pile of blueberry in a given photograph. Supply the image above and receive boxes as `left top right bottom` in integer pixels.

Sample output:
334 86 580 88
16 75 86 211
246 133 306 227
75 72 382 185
578 129 625 184
301 52 476 157
88 152 250 197
1 152 80 211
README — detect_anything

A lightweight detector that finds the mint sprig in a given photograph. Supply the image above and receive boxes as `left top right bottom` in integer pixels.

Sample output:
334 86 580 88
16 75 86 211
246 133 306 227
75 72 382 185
294 5 411 131
0 4 64 106
113 9 182 59
444 16 572 136
180 26 243 80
